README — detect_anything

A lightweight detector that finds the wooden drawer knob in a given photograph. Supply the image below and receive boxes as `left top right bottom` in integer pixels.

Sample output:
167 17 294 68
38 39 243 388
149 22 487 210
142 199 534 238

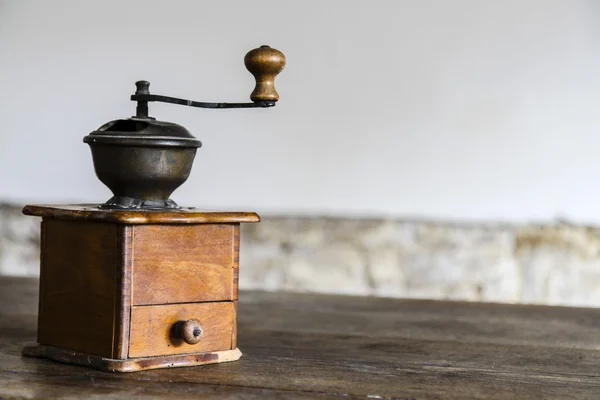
178 319 203 345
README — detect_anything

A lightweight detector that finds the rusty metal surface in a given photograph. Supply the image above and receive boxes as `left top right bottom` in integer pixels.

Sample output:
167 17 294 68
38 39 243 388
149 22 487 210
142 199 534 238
80 45 285 210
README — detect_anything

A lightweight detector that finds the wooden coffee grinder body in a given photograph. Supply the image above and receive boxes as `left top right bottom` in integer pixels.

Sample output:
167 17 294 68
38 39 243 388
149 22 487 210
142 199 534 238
22 205 258 372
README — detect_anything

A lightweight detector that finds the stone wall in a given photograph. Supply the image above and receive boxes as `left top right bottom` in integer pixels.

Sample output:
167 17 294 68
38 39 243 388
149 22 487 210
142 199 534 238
3 203 600 307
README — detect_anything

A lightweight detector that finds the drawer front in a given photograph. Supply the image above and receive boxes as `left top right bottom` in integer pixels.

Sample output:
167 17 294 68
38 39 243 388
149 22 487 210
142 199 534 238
132 224 236 305
129 302 234 358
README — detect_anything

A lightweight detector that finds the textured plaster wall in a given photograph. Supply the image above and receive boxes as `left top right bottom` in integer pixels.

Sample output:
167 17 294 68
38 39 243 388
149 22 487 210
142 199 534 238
3 204 600 307
241 218 600 306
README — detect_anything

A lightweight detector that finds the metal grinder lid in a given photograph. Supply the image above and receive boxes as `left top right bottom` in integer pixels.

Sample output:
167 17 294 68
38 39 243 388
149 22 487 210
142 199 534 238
83 118 202 148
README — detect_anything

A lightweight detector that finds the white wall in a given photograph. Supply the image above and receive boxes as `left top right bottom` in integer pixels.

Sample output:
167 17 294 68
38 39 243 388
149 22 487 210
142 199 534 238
1 0 599 222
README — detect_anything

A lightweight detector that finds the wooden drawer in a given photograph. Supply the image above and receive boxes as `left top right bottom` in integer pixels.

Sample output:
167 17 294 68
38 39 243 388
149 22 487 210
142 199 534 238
129 302 235 358
131 224 237 305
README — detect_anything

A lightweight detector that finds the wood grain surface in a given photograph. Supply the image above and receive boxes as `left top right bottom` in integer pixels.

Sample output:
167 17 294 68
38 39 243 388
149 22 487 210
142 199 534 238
232 224 240 300
113 225 133 359
3 277 600 399
37 220 117 358
23 204 260 224
23 345 242 373
232 300 239 349
131 224 236 305
129 302 234 358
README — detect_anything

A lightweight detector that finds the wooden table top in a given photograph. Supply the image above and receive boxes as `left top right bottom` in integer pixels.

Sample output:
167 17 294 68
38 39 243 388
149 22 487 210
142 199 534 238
1 277 600 399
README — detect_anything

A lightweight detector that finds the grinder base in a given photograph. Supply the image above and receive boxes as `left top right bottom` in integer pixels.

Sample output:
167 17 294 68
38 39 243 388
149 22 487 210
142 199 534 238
21 204 259 372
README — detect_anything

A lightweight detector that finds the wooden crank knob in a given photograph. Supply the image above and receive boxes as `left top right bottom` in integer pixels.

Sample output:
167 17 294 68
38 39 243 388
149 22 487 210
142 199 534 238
244 45 286 102
179 319 203 345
